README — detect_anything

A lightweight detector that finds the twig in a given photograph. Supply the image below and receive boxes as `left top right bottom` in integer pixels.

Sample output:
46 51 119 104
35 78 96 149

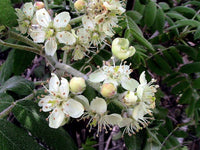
0 93 35 118
98 129 104 150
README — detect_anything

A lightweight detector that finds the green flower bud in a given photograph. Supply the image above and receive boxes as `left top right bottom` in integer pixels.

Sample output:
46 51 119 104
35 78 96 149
100 83 117 98
74 0 86 11
69 77 86 94
112 38 136 60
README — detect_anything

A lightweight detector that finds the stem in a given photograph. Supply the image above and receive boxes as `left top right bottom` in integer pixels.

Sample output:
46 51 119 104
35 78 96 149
63 50 68 64
0 93 35 119
0 39 41 55
69 15 83 25
43 0 49 10
8 30 43 50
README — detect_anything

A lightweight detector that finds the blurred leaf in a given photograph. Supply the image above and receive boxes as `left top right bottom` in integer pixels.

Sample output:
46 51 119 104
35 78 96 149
0 76 34 96
171 81 189 94
172 6 196 18
144 1 157 27
179 88 192 104
134 0 145 15
158 2 170 11
130 29 154 52
192 78 200 89
194 26 200 40
144 140 160 150
0 93 14 112
126 15 143 36
124 133 143 150
126 10 142 23
0 119 44 150
12 100 78 150
0 0 17 27
154 55 172 73
166 12 187 20
154 8 165 33
179 62 200 74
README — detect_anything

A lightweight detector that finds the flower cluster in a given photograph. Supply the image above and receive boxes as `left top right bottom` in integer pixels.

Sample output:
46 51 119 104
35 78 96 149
15 0 125 60
38 74 86 128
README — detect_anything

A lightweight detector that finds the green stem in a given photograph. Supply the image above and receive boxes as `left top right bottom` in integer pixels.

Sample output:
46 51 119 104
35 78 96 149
0 39 42 55
43 0 49 10
0 93 34 119
8 30 43 50
69 15 83 25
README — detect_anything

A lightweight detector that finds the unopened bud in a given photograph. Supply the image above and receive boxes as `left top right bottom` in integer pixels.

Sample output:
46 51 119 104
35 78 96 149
112 38 136 60
34 1 45 10
123 91 137 106
101 83 116 98
74 0 86 11
90 97 107 114
69 77 86 94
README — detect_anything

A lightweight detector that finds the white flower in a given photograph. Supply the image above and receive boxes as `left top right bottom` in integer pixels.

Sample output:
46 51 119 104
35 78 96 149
30 8 76 56
62 28 91 60
38 73 84 128
89 60 139 91
15 2 35 34
123 91 138 106
136 71 158 104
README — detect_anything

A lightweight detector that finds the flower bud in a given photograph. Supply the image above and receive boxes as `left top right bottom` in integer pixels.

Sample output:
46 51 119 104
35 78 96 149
123 91 137 106
112 38 136 60
100 83 117 98
74 0 86 11
69 77 86 94
34 1 45 10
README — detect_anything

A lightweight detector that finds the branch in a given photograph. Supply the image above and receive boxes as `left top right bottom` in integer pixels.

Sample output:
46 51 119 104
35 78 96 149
0 39 42 55
8 30 43 50
0 93 35 119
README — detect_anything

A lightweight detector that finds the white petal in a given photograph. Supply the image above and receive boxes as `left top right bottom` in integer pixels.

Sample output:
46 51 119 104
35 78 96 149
23 2 34 19
121 77 139 91
56 31 76 45
49 73 60 93
139 71 147 84
36 8 51 27
77 28 90 44
73 46 85 60
132 102 148 121
90 97 107 114
59 77 69 98
30 29 45 43
74 95 90 110
63 99 84 118
104 114 122 125
45 37 57 56
88 70 106 83
49 107 65 128
82 15 95 30
53 12 70 28
118 118 132 128
136 84 145 100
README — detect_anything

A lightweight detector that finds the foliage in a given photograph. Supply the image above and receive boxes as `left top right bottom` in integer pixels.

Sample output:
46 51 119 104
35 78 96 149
0 0 200 150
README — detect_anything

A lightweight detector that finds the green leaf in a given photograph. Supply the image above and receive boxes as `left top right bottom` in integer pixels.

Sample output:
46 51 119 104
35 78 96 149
13 50 35 75
162 50 177 68
126 15 143 36
12 100 78 150
134 0 145 15
172 6 196 18
144 1 157 27
147 59 166 76
179 62 200 74
0 0 17 27
154 8 165 33
0 50 35 83
166 12 187 20
126 10 142 23
0 50 14 83
169 47 183 64
171 81 189 94
186 98 195 117
0 119 44 150
176 45 197 60
194 26 200 40
124 133 143 150
165 16 179 36
179 88 193 104
130 29 154 52
168 19 200 30
158 2 170 11
144 140 160 150
192 78 200 89
0 93 14 112
153 55 172 73
0 76 34 96
167 76 186 86
83 84 96 102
